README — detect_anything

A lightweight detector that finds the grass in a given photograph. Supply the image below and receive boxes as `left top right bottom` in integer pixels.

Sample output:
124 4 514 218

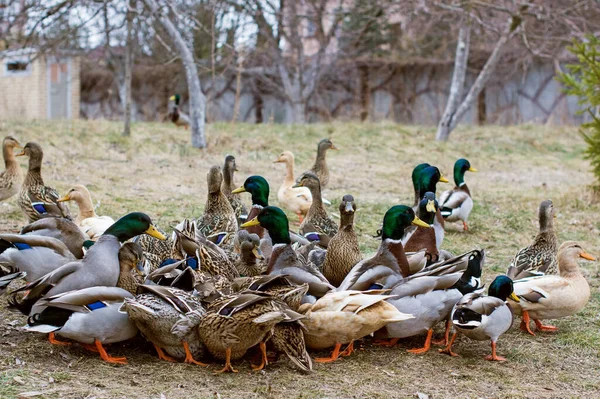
1 119 600 398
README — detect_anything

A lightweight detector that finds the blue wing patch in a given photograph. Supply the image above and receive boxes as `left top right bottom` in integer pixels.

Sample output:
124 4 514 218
159 258 179 267
14 242 32 250
32 202 48 214
304 232 321 242
368 283 384 290
186 257 198 270
86 301 107 311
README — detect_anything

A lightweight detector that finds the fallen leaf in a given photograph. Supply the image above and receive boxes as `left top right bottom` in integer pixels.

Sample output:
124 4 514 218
13 376 26 385
18 391 45 398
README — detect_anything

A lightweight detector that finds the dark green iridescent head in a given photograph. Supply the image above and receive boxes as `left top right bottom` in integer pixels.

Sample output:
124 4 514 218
488 275 515 301
251 206 290 244
103 212 163 243
242 175 269 207
172 94 181 105
418 166 447 198
453 158 476 187
418 192 438 225
411 163 431 194
381 205 418 240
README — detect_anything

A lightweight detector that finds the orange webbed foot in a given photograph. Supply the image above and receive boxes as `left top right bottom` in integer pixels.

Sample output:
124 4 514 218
153 344 178 362
183 341 208 367
534 319 558 332
373 338 399 347
48 332 71 346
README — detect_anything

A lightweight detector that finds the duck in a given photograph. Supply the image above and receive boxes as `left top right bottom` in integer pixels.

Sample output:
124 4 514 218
24 286 138 364
198 291 300 373
507 200 557 280
241 206 334 298
232 175 270 239
403 192 440 260
115 242 145 296
294 172 338 245
440 275 520 361
120 284 207 365
508 241 595 335
16 142 71 222
415 166 447 248
373 250 484 352
298 290 413 363
197 165 238 248
168 94 190 128
133 224 174 273
411 163 430 207
270 314 313 372
321 194 362 287
9 212 166 318
0 271 26 295
336 205 430 291
304 138 337 189
439 158 477 231
221 155 247 224
273 151 312 222
233 230 267 277
233 274 308 311
19 217 88 258
0 136 23 201
57 185 115 240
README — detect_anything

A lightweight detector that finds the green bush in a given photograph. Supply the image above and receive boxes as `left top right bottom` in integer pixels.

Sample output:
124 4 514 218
557 35 600 187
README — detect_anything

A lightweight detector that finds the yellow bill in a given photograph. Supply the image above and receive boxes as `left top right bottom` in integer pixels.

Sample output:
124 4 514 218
580 252 596 261
439 175 449 183
15 150 25 157
241 217 261 228
426 200 436 213
509 292 520 302
252 247 264 260
468 167 478 172
231 186 246 194
145 225 166 240
412 215 431 228
169 95 176 101
57 195 71 203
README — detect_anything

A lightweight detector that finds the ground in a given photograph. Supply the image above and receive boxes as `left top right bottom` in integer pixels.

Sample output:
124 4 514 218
0 120 599 399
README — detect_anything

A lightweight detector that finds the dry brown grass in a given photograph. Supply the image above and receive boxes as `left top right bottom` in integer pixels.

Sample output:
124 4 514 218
0 120 599 399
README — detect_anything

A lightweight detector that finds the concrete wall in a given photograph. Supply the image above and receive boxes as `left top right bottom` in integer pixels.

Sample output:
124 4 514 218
0 57 46 119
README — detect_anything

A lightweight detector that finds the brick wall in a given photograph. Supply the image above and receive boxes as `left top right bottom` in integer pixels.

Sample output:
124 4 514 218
0 57 47 119
70 56 80 119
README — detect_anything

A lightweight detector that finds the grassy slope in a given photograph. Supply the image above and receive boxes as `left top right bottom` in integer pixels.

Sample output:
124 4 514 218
0 120 599 399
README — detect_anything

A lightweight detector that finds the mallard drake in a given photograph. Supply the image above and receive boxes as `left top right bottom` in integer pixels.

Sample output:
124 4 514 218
10 212 165 317
298 290 413 363
403 192 440 260
115 242 145 296
337 205 430 291
197 165 238 247
415 166 447 248
232 175 270 237
0 136 23 201
24 286 138 364
411 163 430 207
222 155 248 224
305 138 337 189
120 284 207 365
507 200 557 280
57 185 115 240
241 206 334 298
294 172 338 246
273 151 312 222
16 142 71 222
439 158 477 231
20 217 87 258
509 241 595 335
233 230 266 277
198 291 299 373
374 250 484 352
321 195 362 287
168 94 190 128
441 275 519 361
173 219 239 281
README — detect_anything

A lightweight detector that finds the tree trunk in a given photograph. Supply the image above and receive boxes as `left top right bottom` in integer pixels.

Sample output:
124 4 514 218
123 0 134 137
142 0 206 148
436 12 524 141
231 54 243 123
359 65 370 122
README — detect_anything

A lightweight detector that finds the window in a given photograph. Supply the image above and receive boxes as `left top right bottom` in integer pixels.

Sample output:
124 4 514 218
4 59 31 76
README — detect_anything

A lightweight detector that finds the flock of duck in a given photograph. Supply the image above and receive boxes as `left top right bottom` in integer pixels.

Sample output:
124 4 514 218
0 135 595 373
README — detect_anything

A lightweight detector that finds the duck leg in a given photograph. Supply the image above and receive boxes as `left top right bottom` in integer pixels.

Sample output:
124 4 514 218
520 310 536 336
297 213 305 224
48 332 70 346
438 332 459 357
484 341 506 362
534 319 558 332
153 344 177 362
80 343 99 352
94 339 127 364
251 342 268 371
215 347 238 373
339 341 355 357
373 338 399 347
315 342 342 363
182 341 208 366
408 329 433 354
462 221 469 231
432 320 451 346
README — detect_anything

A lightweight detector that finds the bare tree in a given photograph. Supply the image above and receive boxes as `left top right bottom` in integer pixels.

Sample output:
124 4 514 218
141 0 207 148
123 0 134 136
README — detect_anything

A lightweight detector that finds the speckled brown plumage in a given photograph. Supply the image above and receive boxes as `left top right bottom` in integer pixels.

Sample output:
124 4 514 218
297 173 338 239
221 155 248 223
307 139 337 189
0 136 23 202
116 242 145 295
